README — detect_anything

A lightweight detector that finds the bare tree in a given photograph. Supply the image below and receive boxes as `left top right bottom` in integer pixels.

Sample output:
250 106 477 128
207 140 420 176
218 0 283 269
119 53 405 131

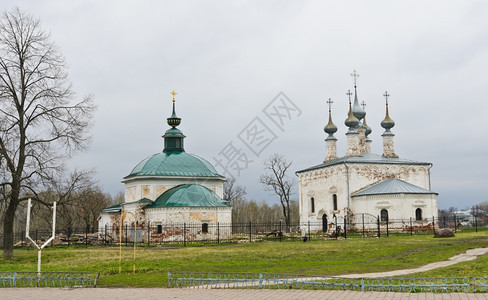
0 8 95 258
77 188 112 233
223 177 246 206
223 177 247 223
259 154 295 226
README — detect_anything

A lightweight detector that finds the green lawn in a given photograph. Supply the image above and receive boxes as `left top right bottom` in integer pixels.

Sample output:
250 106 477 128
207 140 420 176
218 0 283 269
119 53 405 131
1 231 488 287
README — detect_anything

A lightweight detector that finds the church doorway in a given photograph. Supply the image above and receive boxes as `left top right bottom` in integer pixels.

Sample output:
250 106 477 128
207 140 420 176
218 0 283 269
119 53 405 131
322 214 328 233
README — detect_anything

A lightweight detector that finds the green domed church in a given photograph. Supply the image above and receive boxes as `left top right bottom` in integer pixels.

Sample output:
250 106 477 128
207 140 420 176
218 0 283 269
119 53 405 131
98 91 231 242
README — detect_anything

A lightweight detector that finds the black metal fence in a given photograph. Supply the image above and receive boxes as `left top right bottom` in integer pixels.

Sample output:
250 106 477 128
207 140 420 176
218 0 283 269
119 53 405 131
2 215 487 248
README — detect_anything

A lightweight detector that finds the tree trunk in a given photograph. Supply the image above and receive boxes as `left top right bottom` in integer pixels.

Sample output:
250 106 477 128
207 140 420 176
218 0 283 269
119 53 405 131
2 201 18 258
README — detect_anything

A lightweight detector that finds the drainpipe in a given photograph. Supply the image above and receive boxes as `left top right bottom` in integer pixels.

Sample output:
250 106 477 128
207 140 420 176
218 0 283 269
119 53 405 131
427 163 433 190
343 163 350 225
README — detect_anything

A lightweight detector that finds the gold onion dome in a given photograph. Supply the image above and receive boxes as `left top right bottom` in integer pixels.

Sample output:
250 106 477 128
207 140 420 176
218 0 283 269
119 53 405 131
167 90 181 128
324 98 338 138
380 91 395 132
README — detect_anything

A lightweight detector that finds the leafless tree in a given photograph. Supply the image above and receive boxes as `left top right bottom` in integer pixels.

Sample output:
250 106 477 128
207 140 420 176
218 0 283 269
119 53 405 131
259 154 295 226
223 177 246 206
0 8 95 258
223 177 247 223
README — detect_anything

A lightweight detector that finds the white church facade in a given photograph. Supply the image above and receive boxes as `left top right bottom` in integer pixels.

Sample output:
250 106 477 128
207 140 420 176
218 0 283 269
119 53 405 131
98 92 231 242
297 73 438 233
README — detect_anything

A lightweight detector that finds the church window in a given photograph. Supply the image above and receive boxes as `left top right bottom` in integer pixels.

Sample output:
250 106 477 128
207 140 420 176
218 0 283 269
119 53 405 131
332 194 338 211
415 208 422 221
381 209 389 222
157 224 163 234
202 223 209 233
310 198 315 213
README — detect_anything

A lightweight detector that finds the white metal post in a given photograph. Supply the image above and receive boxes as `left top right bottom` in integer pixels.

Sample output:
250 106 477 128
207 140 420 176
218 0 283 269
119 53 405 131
25 199 56 286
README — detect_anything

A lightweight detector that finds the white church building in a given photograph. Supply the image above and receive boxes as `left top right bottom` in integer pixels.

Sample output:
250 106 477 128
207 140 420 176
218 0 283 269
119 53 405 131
98 92 231 242
296 73 438 232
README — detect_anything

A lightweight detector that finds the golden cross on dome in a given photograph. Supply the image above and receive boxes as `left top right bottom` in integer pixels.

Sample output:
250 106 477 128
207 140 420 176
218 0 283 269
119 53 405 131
346 89 353 104
351 70 360 87
383 91 390 105
171 90 177 103
326 98 333 112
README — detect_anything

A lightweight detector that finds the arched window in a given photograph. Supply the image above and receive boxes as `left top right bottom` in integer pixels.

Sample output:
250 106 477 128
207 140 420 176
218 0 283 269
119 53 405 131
202 223 209 233
157 224 163 234
332 194 338 211
381 209 389 222
415 208 422 221
310 197 315 213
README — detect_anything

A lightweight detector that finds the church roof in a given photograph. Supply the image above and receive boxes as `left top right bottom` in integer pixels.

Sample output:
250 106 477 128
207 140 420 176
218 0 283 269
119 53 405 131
351 178 437 197
101 202 122 213
124 151 224 180
144 184 230 208
101 198 154 212
296 153 430 174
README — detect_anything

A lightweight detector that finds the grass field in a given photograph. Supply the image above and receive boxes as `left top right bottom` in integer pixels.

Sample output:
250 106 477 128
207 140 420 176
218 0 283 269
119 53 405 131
1 231 488 287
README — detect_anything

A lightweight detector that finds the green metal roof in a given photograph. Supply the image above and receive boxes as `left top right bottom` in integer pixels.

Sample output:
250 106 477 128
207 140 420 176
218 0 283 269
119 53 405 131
101 198 154 212
144 184 230 208
101 202 122 213
125 151 224 179
352 178 437 197
296 153 431 174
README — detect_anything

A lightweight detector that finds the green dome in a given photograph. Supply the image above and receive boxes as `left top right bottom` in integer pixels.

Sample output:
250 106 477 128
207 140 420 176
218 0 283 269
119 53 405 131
125 152 223 179
144 184 230 208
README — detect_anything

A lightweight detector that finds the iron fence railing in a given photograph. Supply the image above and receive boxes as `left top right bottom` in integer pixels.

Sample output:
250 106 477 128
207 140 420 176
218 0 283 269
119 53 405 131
0 271 99 288
167 272 488 293
2 215 487 248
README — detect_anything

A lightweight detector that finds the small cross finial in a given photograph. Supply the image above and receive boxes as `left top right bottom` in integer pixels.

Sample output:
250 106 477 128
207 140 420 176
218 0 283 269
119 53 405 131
383 91 390 105
361 101 367 110
351 70 360 87
171 90 177 103
346 90 353 104
326 98 333 112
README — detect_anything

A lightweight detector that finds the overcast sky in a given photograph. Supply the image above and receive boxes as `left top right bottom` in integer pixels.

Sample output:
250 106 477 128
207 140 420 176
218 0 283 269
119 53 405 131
5 1 488 209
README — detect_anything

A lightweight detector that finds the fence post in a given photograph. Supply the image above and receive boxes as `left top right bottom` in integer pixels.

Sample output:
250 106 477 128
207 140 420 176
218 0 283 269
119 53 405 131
308 220 310 241
386 216 389 238
147 221 150 247
454 215 457 233
410 217 413 236
249 221 252 243
279 221 282 242
125 224 128 246
85 225 88 246
362 214 364 238
184 223 186 246
377 216 380 238
104 224 107 245
217 222 220 244
334 216 338 240
344 217 347 239
432 216 435 236
475 215 478 233
443 216 446 228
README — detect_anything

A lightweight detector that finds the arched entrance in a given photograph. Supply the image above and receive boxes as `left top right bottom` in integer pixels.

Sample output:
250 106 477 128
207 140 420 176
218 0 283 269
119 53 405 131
322 214 328 233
